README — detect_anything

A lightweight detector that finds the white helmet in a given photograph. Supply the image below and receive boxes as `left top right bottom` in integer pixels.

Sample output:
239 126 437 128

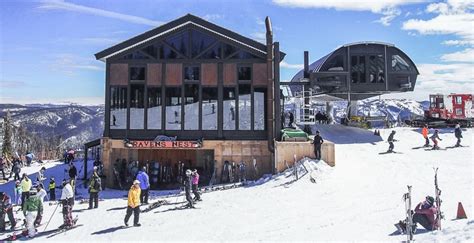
185 169 192 176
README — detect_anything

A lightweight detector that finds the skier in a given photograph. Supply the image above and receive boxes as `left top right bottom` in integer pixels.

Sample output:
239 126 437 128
430 129 442 150
422 124 430 147
136 167 150 204
14 180 22 206
20 173 32 209
36 167 46 189
48 177 56 201
454 124 463 147
184 169 194 208
60 180 75 229
34 184 47 227
23 191 42 238
387 130 397 152
68 163 77 194
312 130 324 160
25 152 34 167
9 160 21 181
397 196 438 232
191 169 201 201
0 192 16 231
124 180 141 227
88 168 102 209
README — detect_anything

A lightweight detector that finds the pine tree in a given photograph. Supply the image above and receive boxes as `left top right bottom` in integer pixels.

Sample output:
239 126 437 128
2 110 13 160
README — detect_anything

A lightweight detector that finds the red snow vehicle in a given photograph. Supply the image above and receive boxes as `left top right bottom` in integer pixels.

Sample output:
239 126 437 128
406 93 473 127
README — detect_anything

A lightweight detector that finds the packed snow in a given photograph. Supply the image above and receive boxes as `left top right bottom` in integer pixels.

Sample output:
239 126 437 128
0 127 472 242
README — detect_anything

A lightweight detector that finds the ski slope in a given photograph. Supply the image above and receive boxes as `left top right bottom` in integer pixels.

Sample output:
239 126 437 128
0 127 472 242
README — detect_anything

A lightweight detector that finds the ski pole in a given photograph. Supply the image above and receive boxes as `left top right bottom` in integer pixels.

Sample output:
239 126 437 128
43 201 60 231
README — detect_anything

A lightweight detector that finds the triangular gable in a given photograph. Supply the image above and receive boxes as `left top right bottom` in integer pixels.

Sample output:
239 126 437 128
95 14 272 61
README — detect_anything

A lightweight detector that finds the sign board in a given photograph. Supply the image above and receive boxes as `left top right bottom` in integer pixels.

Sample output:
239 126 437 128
129 140 201 149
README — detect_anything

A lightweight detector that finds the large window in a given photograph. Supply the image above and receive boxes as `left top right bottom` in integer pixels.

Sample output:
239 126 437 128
238 66 252 80
391 55 411 71
223 87 236 130
321 55 344 71
147 88 161 129
351 55 366 83
184 84 200 130
254 88 266 130
130 67 145 81
184 66 200 81
165 87 182 130
110 87 127 129
368 54 385 83
202 87 218 130
238 84 251 130
455 96 462 104
130 84 145 129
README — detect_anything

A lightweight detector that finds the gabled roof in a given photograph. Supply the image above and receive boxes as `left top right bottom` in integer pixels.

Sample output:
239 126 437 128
95 14 284 61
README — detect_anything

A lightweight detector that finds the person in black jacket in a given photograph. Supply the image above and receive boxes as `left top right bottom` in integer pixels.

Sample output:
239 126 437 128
68 163 77 194
288 112 294 128
0 192 16 231
387 130 397 152
184 170 194 208
454 124 463 147
312 131 324 160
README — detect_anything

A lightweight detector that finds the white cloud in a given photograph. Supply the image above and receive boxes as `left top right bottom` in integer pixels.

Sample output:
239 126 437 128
384 62 474 100
38 0 163 26
0 80 28 89
251 32 266 43
280 61 304 69
49 54 104 75
272 0 426 25
0 96 105 105
440 48 474 62
442 40 474 46
82 37 120 45
202 14 223 21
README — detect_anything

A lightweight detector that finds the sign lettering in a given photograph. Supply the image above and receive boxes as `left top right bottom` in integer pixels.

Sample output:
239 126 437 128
128 140 201 149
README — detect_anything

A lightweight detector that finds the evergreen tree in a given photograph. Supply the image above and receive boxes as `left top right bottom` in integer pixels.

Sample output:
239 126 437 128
2 110 13 160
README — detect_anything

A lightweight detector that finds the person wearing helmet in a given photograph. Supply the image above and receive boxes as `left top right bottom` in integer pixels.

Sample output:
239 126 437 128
136 166 150 204
454 123 463 147
184 169 194 208
430 129 442 150
23 191 42 238
124 180 141 227
387 130 397 153
60 180 75 229
397 195 438 233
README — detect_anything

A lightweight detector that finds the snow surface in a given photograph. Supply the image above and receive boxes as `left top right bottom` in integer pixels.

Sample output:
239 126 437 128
0 128 472 242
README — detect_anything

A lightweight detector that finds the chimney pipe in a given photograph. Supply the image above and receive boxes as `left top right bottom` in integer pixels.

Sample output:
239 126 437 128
304 51 309 79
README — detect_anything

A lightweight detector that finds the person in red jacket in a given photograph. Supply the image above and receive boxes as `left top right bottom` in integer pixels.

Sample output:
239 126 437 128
399 195 438 233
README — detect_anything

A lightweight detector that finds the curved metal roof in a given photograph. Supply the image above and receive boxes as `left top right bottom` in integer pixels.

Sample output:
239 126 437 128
290 42 418 82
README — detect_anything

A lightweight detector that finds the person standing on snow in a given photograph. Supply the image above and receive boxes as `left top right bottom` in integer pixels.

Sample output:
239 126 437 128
9 160 21 181
20 173 32 209
88 168 102 209
136 167 150 204
430 129 442 150
312 130 324 160
0 192 16 231
48 177 56 201
184 169 194 208
60 180 75 228
23 191 42 238
34 184 47 227
36 167 46 189
454 124 463 147
422 124 430 147
387 130 397 152
124 180 141 227
68 163 77 195
397 196 438 233
191 169 201 202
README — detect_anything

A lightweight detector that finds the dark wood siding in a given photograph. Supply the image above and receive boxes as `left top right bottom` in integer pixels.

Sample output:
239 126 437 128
166 63 183 86
223 63 237 86
110 64 128 85
253 63 267 86
147 63 162 85
201 63 218 86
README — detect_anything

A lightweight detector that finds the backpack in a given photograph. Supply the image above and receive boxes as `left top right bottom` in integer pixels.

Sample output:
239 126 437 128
93 177 102 191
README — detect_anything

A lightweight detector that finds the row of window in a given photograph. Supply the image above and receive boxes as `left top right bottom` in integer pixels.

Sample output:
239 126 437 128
129 66 253 81
110 86 266 131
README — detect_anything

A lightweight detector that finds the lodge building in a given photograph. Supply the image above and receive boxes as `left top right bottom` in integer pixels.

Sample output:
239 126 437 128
92 14 289 188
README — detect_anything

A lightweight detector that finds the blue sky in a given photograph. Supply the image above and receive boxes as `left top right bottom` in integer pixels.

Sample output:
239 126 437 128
0 0 472 104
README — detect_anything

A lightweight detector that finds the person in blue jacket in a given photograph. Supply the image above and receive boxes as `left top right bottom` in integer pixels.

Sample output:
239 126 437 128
136 167 150 204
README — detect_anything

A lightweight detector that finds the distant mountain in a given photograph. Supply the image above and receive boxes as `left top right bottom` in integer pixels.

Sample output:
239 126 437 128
0 104 104 149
